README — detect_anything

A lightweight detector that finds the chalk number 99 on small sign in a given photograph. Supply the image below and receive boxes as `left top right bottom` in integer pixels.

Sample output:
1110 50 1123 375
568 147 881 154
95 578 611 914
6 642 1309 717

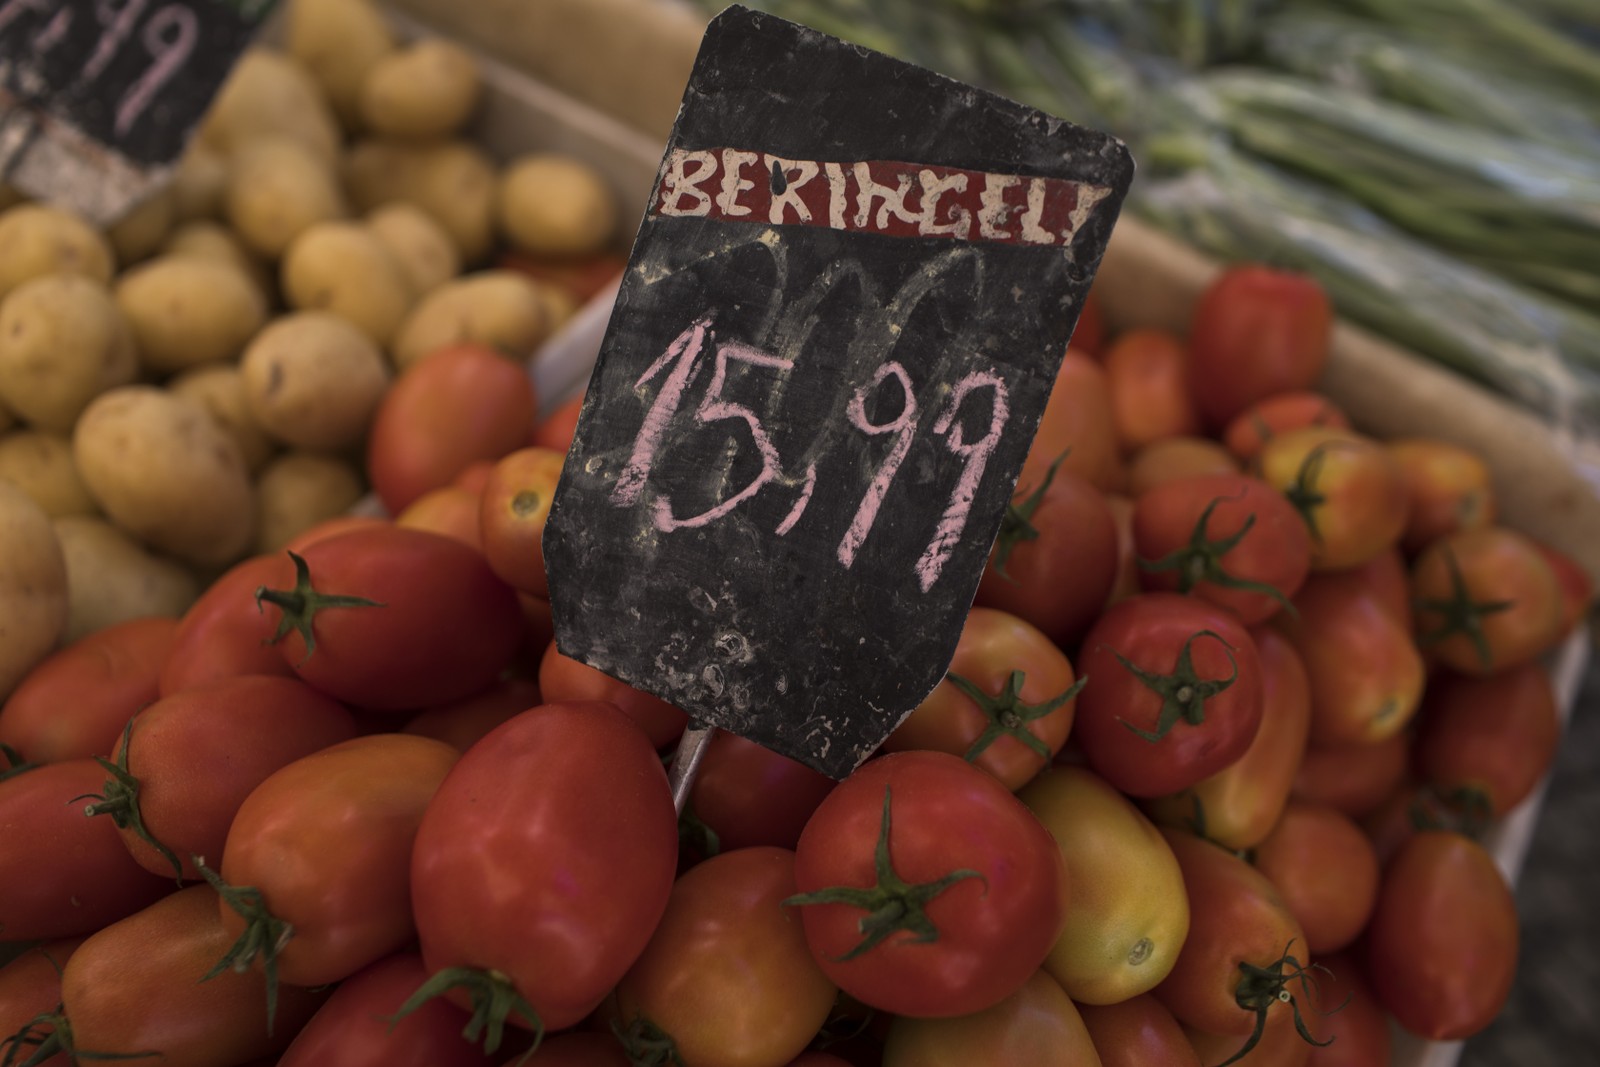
609 312 1013 594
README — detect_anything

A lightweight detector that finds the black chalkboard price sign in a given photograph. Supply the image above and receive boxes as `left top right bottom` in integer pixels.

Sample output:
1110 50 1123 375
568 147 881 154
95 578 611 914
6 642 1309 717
543 4 1134 780
0 0 278 223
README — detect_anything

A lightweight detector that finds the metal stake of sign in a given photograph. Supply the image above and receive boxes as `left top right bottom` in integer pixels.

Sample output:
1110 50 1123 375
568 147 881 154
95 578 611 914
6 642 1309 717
667 722 717 816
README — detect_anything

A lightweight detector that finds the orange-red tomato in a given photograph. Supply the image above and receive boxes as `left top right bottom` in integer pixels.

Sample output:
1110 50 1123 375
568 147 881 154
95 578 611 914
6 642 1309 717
519 1032 630 1066
1366 831 1518 1040
1103 328 1201 453
0 937 83 1067
1184 995 1313 1067
1332 546 1413 631
538 639 688 750
883 606 1081 791
531 392 584 455
881 969 1101 1067
216 734 459 988
1152 830 1308 1043
1411 526 1565 676
1186 264 1332 430
1104 493 1142 608
1530 537 1593 639
496 249 625 304
479 446 565 598
1070 288 1108 358
1143 626 1311 852
1413 662 1561 820
1386 438 1497 555
281 514 388 554
1290 731 1411 821
403 676 543 752
684 730 836 855
1020 351 1120 493
452 460 496 495
396 485 484 552
0 616 175 763
615 847 836 1067
1256 427 1408 571
56 885 326 1067
159 554 297 698
1278 575 1424 746
367 343 537 515
974 465 1118 653
1078 993 1202 1067
1251 801 1379 955
1221 391 1349 465
1124 436 1239 497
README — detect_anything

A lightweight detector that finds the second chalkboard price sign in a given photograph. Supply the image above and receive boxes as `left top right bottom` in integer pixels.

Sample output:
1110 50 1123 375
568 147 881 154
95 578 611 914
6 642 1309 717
0 0 277 223
543 4 1134 780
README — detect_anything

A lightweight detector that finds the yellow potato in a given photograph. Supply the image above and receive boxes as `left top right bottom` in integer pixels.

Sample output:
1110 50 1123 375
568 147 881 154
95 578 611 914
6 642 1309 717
0 203 115 301
0 183 25 211
169 144 229 223
0 482 68 699
0 273 138 432
160 220 273 296
167 364 278 475
366 202 460 297
285 0 396 130
280 221 412 346
53 516 200 644
496 154 618 258
72 386 257 568
391 270 556 371
0 431 98 518
114 255 268 374
0 402 13 434
343 138 496 263
253 451 366 554
106 187 176 267
197 47 342 163
225 135 348 260
240 312 390 451
359 39 482 140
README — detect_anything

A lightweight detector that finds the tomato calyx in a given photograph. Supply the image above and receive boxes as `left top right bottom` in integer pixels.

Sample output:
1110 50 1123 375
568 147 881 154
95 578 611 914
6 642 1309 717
0 742 35 783
944 669 1087 762
990 451 1067 581
1281 444 1331 543
677 803 721 859
1138 493 1295 615
195 857 294 1036
2 1008 156 1067
255 550 386 659
76 719 184 884
391 966 544 1063
612 1014 685 1067
783 785 986 961
1108 630 1239 743
1413 547 1513 669
1216 943 1336 1067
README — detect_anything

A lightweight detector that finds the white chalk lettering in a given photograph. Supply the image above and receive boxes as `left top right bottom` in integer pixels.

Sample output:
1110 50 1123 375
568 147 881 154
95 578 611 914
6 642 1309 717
658 148 718 217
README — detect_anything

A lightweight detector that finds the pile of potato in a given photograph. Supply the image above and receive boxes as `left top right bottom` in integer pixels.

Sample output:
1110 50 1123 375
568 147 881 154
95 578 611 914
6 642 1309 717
0 0 623 697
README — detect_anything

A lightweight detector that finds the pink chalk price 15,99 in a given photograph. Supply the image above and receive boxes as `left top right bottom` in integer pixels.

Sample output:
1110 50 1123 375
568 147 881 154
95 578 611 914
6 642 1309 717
610 313 1011 593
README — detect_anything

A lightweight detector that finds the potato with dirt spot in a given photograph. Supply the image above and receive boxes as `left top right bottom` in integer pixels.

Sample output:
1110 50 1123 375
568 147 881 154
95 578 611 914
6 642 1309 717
360 40 482 140
366 202 460 298
343 138 497 263
167 364 277 475
0 431 97 518
0 483 68 699
497 154 618 258
253 451 366 554
0 203 115 301
285 0 396 130
53 516 200 644
0 273 138 432
240 312 390 451
72 386 256 568
392 270 556 371
281 221 412 346
198 47 342 163
114 255 267 374
226 136 348 260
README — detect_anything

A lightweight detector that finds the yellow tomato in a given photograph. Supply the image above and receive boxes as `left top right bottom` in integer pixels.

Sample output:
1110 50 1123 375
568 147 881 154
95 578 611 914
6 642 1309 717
1018 765 1189 1004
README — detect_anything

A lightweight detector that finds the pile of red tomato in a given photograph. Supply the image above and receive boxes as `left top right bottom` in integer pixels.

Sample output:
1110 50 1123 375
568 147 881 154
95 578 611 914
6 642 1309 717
0 263 1589 1067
